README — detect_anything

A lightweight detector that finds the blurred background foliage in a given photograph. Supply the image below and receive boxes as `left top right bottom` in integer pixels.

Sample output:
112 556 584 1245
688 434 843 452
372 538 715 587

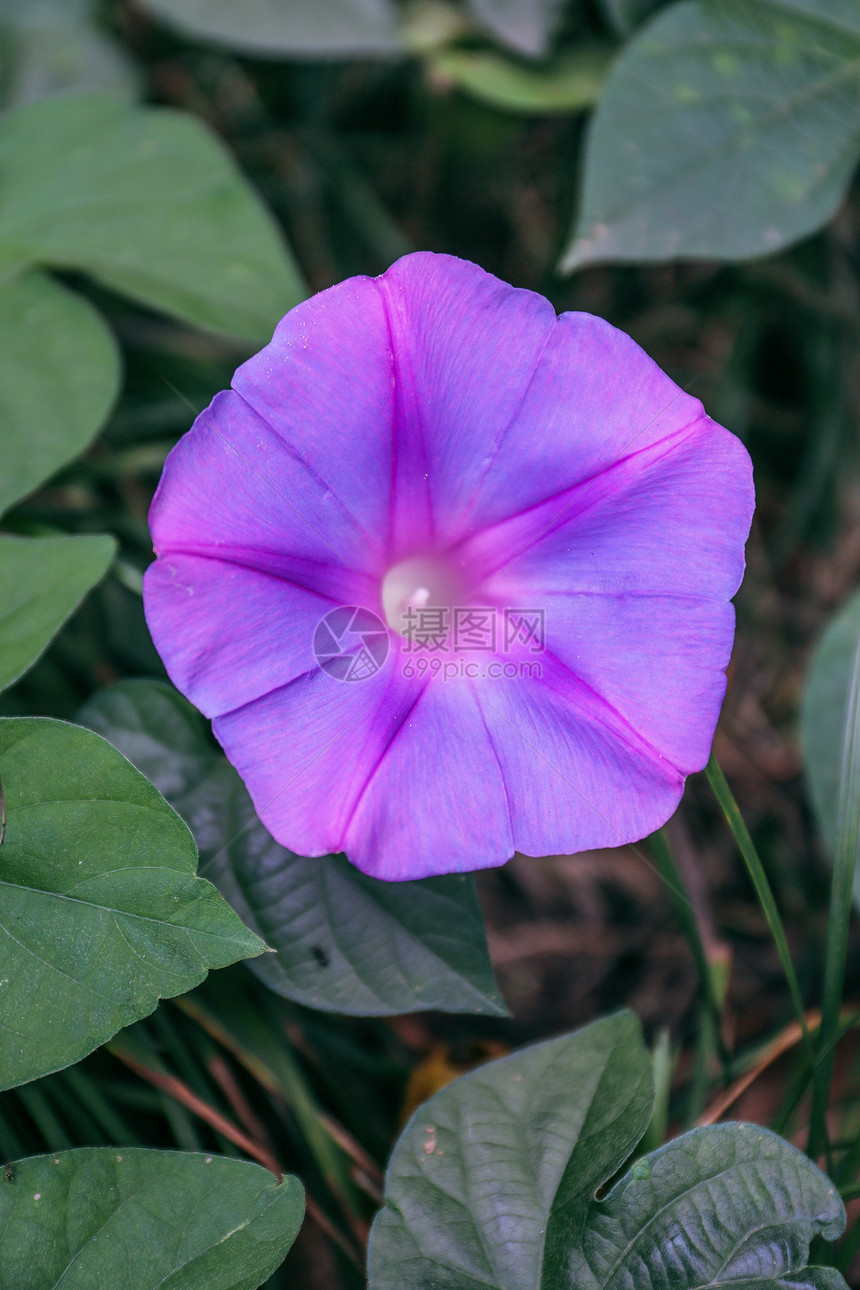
1 0 860 1284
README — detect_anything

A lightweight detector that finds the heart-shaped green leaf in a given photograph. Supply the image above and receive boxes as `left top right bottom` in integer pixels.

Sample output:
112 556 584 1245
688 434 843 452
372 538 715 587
0 534 116 693
368 1013 847 1290
368 1012 653 1289
567 1123 846 1289
0 1148 303 1289
0 93 304 342
78 679 506 1017
0 269 120 517
563 0 860 269
0 717 265 1090
134 0 400 57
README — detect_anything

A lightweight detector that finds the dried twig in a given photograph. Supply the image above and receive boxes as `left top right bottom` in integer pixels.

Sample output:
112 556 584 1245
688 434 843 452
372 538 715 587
697 1010 822 1127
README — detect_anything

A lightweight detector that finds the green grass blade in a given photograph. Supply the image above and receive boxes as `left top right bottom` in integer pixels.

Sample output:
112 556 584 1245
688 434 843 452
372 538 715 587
706 756 813 1059
808 638 860 1162
16 1085 72 1150
649 828 728 1064
58 1067 141 1146
0 1104 25 1160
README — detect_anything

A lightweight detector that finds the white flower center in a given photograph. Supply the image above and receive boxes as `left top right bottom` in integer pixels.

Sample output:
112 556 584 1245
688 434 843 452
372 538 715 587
381 556 464 634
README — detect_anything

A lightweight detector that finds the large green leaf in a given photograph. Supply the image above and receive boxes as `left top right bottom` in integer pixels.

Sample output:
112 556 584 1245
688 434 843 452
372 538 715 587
562 0 860 270
134 0 399 57
801 588 860 860
79 679 506 1017
0 534 115 692
0 1148 303 1289
367 1012 654 1289
568 1124 846 1289
368 1014 847 1290
0 269 120 517
0 93 304 342
0 717 265 1090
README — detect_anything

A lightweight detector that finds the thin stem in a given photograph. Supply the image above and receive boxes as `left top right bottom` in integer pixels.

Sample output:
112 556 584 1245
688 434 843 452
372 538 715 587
649 828 729 1068
685 1009 719 1127
640 1029 674 1155
706 756 813 1060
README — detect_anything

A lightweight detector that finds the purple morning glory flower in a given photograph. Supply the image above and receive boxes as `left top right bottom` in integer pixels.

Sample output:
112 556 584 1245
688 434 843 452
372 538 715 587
143 253 754 881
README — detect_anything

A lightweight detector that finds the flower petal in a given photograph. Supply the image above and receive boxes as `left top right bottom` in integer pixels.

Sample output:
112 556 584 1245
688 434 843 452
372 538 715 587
378 255 707 545
465 418 753 780
143 554 340 718
474 655 685 857
343 678 513 879
145 381 387 718
480 417 753 599
377 253 552 550
541 594 734 775
212 663 513 881
231 274 395 557
149 392 389 585
212 665 410 860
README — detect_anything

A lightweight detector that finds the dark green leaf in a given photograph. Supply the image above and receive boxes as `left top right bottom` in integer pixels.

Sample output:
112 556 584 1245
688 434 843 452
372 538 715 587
79 679 506 1017
567 1123 846 1289
0 534 115 693
466 0 566 57
0 717 265 1090
367 1012 653 1289
563 0 860 269
368 1015 847 1290
431 45 611 114
0 1148 303 1289
0 93 305 342
0 270 119 517
135 0 400 57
